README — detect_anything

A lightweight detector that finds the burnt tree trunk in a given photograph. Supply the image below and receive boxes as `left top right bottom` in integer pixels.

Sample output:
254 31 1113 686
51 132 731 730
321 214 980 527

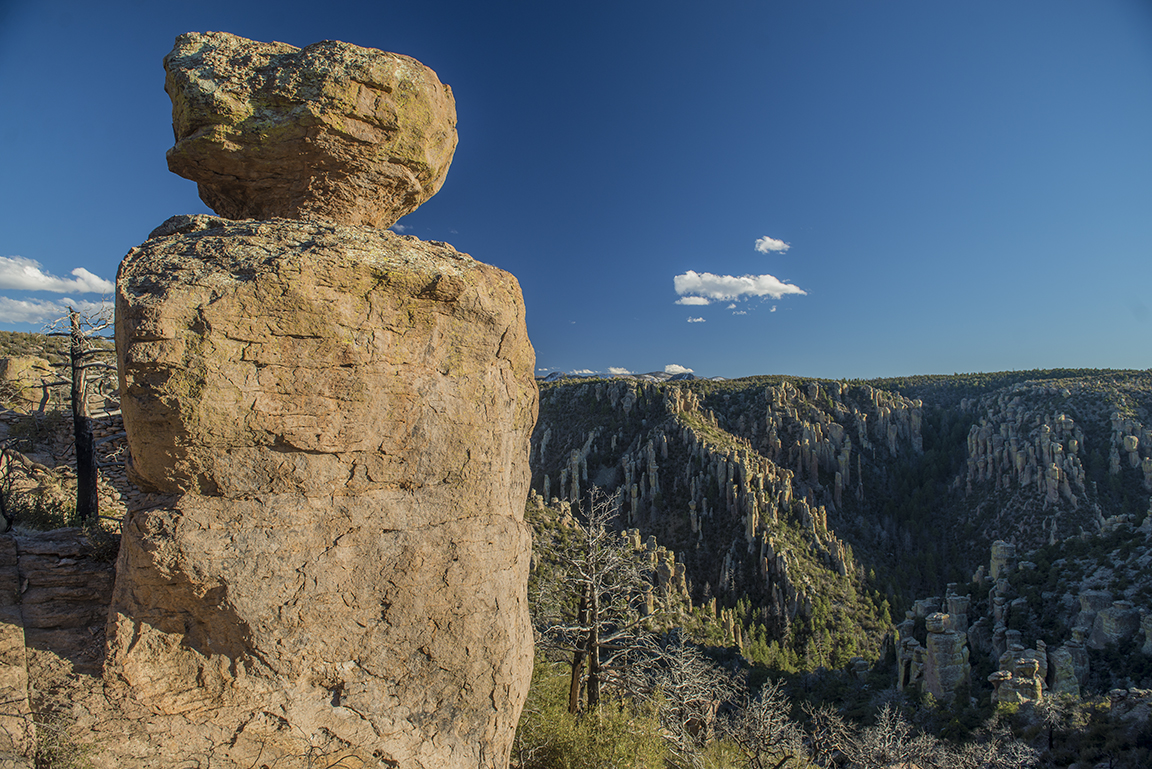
70 310 97 523
568 587 589 714
586 590 601 709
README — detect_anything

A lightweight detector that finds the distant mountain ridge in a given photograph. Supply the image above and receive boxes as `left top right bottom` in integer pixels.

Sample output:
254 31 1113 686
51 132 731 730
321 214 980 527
538 370 721 383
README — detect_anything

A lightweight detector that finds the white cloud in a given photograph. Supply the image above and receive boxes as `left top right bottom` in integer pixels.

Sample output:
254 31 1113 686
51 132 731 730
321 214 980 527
770 306 777 313
726 303 736 309
674 270 806 302
732 310 747 316
390 223 410 233
571 369 596 375
687 317 705 323
665 364 693 374
608 367 632 375
0 296 110 324
675 296 711 306
0 256 114 294
754 235 790 253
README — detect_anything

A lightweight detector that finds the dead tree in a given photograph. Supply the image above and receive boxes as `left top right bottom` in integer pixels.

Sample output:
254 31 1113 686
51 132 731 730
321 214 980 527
0 444 18 533
644 635 738 768
45 306 115 523
724 679 806 769
840 704 936 769
534 487 657 713
801 701 855 768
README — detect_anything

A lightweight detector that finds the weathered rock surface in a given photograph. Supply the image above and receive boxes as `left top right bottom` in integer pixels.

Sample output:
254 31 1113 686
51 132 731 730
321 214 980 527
0 529 117 765
989 540 1016 580
164 32 457 228
922 612 970 701
108 215 537 767
1047 644 1080 696
0 536 34 762
1074 589 1113 633
0 356 51 410
1088 599 1142 650
990 651 1045 705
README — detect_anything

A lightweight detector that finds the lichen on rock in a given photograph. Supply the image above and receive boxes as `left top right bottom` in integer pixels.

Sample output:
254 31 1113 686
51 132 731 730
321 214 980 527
106 215 536 767
99 31 535 769
164 32 457 228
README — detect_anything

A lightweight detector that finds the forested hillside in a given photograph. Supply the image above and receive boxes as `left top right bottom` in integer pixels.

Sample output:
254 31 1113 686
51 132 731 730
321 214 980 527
522 370 1152 767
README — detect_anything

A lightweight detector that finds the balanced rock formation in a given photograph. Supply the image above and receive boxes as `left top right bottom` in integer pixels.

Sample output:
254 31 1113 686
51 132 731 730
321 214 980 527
164 32 457 228
103 33 535 769
922 612 970 701
990 641 1047 704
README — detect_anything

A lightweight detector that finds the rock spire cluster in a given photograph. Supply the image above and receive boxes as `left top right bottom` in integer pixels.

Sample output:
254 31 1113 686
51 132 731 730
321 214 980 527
533 379 908 650
104 32 536 768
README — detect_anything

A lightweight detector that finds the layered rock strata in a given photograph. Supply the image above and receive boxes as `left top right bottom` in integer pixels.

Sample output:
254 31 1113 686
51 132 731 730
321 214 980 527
0 529 117 761
164 32 457 228
108 215 536 767
102 30 533 768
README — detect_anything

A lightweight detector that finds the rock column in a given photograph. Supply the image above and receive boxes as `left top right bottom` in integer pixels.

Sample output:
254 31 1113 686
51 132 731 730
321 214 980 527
105 32 536 769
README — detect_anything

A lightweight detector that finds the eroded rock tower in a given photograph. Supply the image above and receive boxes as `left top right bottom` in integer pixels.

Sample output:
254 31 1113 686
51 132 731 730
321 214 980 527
105 32 536 768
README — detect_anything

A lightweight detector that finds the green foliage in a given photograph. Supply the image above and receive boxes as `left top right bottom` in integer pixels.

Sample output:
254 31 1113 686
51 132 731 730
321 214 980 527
0 330 79 365
0 461 76 533
12 490 76 531
78 517 121 564
512 661 668 769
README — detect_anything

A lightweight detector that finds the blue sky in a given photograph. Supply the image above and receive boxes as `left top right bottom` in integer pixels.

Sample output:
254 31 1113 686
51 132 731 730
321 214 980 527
1 0 1150 379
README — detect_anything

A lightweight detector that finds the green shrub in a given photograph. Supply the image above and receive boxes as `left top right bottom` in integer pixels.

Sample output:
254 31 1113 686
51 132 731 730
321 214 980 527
512 661 667 769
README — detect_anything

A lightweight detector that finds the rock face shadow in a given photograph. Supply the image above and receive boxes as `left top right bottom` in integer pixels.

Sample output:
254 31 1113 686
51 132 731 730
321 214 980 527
4 530 114 678
0 529 115 761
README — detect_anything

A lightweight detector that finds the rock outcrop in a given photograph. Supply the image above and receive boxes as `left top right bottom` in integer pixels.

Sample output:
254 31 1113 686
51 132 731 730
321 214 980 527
958 380 1152 548
0 530 116 762
0 356 52 411
989 540 1015 580
164 32 457 228
1047 643 1080 696
922 612 971 701
101 33 535 769
109 219 535 768
989 640 1048 704
1088 599 1142 650
895 607 971 702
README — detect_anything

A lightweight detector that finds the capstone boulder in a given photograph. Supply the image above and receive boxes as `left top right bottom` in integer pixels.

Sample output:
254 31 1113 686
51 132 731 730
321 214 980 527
164 32 457 228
